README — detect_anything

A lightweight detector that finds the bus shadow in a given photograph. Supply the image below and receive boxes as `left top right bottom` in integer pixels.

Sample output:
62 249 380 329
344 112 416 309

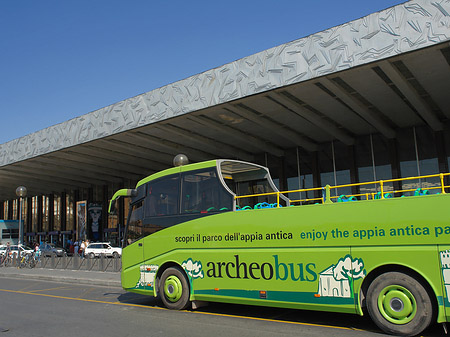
199 302 380 334
117 292 160 306
116 294 445 336
200 303 446 337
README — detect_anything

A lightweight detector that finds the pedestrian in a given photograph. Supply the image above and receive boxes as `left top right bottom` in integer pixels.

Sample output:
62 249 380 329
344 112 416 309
73 241 79 256
34 242 41 261
80 240 86 257
69 240 74 256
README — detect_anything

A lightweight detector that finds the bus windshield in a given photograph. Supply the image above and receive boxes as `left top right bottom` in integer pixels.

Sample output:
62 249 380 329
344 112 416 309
218 160 287 208
122 160 287 246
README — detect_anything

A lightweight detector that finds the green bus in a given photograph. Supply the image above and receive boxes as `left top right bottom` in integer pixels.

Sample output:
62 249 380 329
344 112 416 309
109 156 450 336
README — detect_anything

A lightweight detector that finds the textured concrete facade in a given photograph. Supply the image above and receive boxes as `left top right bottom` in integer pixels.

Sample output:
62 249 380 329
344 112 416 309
2 0 450 166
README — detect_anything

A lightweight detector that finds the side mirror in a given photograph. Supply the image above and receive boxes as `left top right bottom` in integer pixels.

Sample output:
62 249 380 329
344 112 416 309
109 199 119 215
109 189 137 214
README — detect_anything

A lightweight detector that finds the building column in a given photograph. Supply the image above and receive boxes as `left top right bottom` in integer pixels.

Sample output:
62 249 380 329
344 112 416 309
61 192 67 231
435 130 449 191
277 157 287 191
26 197 32 233
117 182 125 243
312 151 321 198
102 185 109 239
388 138 402 192
88 187 93 205
435 131 449 173
48 194 54 232
37 196 43 232
348 145 359 195
8 200 13 220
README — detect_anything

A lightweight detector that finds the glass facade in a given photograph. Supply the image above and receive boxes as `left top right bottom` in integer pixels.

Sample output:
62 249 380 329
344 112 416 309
0 124 448 246
273 125 449 202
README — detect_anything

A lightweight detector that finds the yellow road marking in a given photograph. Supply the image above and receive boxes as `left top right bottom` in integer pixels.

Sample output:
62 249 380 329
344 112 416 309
18 283 38 292
0 288 164 309
192 310 363 332
0 288 361 332
28 286 76 293
78 287 95 299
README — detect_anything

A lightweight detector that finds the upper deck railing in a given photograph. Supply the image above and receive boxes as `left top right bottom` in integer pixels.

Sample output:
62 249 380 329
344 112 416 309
235 173 450 209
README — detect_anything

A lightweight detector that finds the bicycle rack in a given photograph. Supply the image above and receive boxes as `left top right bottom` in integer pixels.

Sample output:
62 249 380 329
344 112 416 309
6 254 121 272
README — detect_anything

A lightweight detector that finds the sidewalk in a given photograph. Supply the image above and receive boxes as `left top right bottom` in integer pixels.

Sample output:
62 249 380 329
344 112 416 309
0 267 121 287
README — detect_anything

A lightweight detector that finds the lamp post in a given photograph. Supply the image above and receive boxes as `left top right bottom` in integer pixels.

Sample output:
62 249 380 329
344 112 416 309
15 186 27 246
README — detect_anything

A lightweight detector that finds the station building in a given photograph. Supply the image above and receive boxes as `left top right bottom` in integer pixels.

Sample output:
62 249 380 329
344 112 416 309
1 0 450 247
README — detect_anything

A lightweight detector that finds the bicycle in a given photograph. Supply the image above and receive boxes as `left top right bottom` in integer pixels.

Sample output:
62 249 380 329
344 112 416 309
18 253 37 269
0 253 13 267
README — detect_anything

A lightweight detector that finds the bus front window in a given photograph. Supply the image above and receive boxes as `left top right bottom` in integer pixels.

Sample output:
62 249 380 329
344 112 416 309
125 200 144 246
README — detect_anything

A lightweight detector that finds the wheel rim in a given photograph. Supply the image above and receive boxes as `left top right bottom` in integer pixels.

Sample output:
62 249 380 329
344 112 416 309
164 275 183 303
377 285 416 324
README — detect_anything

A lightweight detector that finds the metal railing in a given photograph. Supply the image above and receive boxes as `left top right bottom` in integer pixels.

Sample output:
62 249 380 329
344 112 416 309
40 255 121 272
235 172 450 207
2 254 121 272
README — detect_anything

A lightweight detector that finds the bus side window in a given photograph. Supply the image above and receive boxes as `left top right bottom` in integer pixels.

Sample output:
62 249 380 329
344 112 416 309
144 175 180 217
182 169 233 213
126 200 144 245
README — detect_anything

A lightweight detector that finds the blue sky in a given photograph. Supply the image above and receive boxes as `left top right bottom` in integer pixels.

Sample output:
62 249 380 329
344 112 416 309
0 0 405 144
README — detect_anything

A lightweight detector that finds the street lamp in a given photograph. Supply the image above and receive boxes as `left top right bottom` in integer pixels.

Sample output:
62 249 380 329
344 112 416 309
15 186 27 247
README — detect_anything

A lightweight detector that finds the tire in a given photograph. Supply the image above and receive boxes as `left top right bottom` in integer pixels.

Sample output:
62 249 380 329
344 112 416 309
112 252 119 259
159 267 191 310
28 259 35 269
367 272 434 336
88 252 95 259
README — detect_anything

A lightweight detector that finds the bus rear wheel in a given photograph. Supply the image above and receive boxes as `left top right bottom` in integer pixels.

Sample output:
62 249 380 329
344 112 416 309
367 271 433 336
159 267 190 310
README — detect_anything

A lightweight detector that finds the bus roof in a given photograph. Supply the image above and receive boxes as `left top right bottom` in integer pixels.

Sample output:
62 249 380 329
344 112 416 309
136 160 217 188
135 159 271 188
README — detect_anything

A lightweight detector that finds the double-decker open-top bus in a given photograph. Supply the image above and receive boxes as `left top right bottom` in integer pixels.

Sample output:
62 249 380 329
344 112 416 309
109 155 450 336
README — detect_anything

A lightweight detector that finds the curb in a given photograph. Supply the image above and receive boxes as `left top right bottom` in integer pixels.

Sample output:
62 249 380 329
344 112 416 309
0 269 122 288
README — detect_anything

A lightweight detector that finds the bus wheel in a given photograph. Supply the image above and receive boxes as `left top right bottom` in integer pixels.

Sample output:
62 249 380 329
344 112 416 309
367 272 433 336
160 267 190 310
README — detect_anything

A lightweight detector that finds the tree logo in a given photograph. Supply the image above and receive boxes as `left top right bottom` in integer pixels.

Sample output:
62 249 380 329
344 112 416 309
182 258 204 279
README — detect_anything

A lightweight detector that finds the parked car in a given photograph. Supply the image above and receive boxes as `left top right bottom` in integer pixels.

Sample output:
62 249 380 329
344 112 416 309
39 243 66 257
9 244 34 257
84 242 122 258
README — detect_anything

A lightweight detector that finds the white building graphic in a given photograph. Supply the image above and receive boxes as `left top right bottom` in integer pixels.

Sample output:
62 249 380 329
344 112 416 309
318 256 365 298
136 264 159 288
440 250 450 300
318 266 351 298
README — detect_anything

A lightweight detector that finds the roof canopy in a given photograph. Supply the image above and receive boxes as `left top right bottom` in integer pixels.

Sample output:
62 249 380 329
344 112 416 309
1 0 450 200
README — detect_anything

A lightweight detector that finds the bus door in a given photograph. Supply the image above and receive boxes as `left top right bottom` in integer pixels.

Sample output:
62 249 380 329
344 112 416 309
122 199 145 290
439 245 450 319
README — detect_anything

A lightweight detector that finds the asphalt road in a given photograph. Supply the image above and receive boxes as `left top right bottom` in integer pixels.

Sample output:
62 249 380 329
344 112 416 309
0 277 445 337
